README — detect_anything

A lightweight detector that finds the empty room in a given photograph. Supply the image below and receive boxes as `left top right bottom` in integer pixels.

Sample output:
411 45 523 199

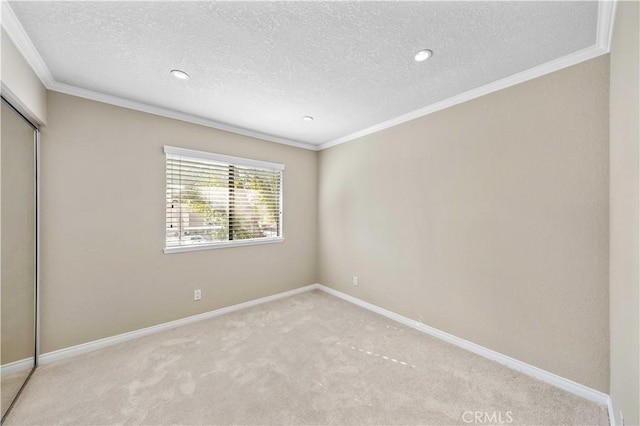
1 1 638 425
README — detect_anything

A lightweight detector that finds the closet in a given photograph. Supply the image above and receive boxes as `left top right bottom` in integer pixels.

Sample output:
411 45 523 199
0 97 39 422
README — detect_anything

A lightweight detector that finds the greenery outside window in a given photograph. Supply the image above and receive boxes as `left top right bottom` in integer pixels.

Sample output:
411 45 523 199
164 146 284 253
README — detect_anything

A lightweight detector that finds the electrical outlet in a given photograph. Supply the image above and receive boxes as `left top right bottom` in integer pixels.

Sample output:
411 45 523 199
352 276 359 286
194 289 201 301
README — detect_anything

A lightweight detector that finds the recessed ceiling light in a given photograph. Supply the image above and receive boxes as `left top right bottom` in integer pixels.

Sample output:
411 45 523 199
303 116 314 121
170 69 190 80
414 49 433 62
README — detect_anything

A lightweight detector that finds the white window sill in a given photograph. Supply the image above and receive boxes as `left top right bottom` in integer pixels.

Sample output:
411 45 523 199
164 237 284 254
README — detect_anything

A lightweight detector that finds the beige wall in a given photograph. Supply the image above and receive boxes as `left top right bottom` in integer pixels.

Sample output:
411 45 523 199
40 92 317 353
0 29 47 125
318 56 610 392
23 24 619 400
610 1 640 424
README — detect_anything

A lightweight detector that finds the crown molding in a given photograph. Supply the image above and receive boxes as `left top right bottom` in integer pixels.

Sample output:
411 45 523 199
596 0 617 52
318 44 608 150
319 0 617 151
48 80 318 151
0 0 54 86
3 0 616 153
0 1 318 151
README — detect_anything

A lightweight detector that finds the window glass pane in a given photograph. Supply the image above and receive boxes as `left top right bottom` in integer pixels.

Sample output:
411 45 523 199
165 149 282 249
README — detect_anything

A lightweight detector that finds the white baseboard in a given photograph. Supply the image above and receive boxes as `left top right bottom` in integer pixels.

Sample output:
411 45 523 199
607 396 616 426
39 284 319 365
37 282 612 424
1 357 35 377
315 284 610 408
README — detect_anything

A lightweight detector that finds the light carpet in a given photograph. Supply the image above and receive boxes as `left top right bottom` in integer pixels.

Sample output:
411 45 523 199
5 290 608 425
2 369 31 417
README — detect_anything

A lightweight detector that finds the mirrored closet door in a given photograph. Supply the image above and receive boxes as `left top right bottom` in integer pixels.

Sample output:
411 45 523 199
1 97 39 422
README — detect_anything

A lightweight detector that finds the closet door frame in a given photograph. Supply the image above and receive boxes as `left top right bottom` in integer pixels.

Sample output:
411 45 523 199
1 95 40 424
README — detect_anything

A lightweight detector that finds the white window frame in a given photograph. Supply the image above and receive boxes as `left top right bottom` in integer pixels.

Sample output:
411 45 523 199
164 146 284 254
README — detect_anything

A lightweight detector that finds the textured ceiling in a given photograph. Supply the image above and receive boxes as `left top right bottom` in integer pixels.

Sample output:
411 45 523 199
9 1 598 146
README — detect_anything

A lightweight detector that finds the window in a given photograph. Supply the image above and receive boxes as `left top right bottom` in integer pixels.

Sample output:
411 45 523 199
164 146 284 253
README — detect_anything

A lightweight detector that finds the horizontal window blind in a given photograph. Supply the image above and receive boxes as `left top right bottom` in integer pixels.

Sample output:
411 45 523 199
165 146 283 250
